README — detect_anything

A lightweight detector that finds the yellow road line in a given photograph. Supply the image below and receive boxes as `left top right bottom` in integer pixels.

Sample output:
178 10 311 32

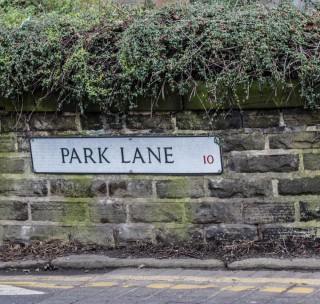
222 286 255 292
171 284 216 290
33 283 73 289
147 283 173 289
288 287 314 294
107 275 320 286
122 284 139 288
86 282 118 287
260 286 288 293
0 282 38 286
0 279 317 295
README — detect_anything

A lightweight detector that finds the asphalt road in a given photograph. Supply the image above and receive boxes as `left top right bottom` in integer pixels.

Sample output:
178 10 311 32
1 268 320 304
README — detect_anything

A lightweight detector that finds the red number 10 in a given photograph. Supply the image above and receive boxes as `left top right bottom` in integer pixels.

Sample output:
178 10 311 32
203 155 214 164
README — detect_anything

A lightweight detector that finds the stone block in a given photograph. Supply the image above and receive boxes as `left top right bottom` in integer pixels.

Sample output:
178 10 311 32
304 153 320 170
156 179 204 198
0 201 28 221
278 177 320 195
0 178 48 197
69 226 115 247
104 114 125 130
208 178 272 198
300 201 320 221
185 201 242 224
260 226 317 240
2 225 69 243
80 114 104 130
0 135 16 152
155 226 203 244
282 109 320 127
0 226 3 245
222 132 265 152
176 111 242 130
243 202 295 224
31 200 90 223
130 203 183 223
228 154 299 173
114 224 155 246
0 158 24 173
28 113 77 131
90 199 126 223
50 178 103 197
91 179 107 196
126 114 174 131
109 180 152 198
0 114 27 132
242 110 280 128
269 132 320 149
205 224 258 242
17 136 30 152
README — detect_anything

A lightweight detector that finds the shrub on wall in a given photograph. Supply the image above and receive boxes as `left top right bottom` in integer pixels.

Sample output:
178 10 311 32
0 0 319 112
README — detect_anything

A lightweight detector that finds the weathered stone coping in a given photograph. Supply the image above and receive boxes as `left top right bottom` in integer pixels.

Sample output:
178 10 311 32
3 256 320 271
1 81 312 113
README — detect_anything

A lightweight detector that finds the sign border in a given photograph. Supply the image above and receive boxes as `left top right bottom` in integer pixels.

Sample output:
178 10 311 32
29 135 223 175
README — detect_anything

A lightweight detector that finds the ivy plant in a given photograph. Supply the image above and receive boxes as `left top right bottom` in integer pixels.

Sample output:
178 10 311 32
0 0 319 112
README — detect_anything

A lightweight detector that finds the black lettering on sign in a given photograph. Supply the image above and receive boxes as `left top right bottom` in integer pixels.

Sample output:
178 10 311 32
148 147 161 163
164 147 174 163
120 147 130 163
83 148 96 163
61 148 69 163
132 148 146 163
70 148 82 163
98 148 110 163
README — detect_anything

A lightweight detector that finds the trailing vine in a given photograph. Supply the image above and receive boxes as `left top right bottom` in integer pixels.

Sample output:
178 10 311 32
0 0 319 112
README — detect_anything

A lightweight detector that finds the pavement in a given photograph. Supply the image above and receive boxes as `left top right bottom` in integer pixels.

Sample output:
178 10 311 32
2 256 320 303
1 268 320 303
2 255 320 271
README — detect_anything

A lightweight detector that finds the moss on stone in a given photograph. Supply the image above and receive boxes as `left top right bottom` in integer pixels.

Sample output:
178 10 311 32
61 197 91 226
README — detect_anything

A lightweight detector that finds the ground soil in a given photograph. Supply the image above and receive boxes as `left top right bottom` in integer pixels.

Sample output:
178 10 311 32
1 238 320 265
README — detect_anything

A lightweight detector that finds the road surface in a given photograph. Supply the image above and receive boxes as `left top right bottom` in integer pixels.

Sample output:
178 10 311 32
1 268 320 303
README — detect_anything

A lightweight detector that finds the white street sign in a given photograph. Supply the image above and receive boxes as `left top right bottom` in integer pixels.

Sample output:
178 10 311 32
30 136 222 174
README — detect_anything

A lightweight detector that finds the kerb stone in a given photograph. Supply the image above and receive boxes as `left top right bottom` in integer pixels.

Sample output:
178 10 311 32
228 258 320 270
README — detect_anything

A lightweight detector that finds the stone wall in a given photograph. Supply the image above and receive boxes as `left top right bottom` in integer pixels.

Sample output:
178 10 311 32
0 107 320 246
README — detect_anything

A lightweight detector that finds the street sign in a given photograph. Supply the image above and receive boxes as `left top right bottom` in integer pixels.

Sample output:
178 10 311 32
30 136 222 174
